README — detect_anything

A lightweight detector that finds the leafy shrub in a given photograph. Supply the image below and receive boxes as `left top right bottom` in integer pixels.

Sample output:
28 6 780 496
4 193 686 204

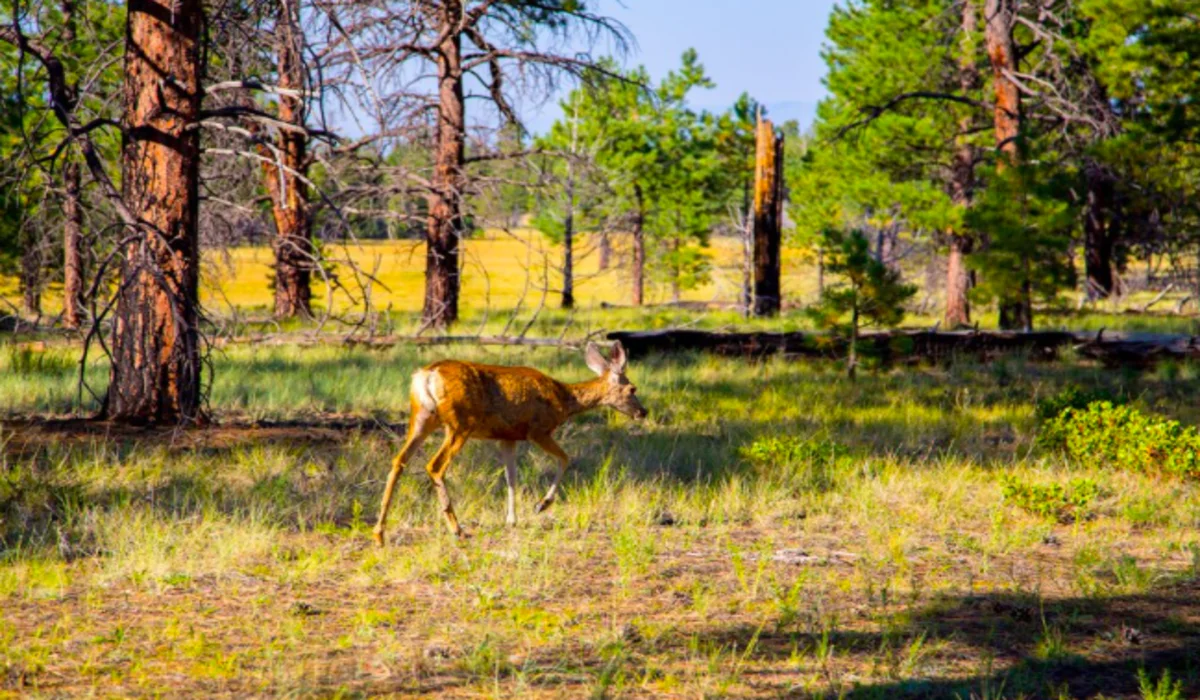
1035 385 1120 424
1039 402 1200 480
1000 475 1101 523
739 436 848 493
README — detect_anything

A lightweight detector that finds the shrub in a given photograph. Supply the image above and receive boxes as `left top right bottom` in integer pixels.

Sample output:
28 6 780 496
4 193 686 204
1034 385 1120 424
1039 402 1200 480
1000 475 1101 524
739 435 848 493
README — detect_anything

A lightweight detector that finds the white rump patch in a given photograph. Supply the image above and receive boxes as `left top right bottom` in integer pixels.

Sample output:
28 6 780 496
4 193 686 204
411 369 443 412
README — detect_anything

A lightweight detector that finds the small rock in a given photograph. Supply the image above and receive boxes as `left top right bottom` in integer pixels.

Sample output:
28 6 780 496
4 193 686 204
656 511 676 527
424 645 452 660
1043 534 1061 547
1122 626 1143 646
290 601 322 617
621 623 643 644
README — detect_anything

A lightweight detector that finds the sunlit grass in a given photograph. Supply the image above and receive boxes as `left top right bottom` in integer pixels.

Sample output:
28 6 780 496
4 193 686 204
2 341 1199 694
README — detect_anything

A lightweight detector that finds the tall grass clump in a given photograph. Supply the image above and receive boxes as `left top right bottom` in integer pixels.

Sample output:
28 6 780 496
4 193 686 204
1039 402 1200 480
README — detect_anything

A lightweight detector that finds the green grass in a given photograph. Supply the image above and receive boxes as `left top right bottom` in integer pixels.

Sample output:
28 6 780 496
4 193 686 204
2 339 1200 696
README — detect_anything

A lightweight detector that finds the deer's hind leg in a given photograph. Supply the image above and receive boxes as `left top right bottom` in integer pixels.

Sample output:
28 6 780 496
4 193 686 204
425 430 470 538
499 440 518 527
374 398 439 546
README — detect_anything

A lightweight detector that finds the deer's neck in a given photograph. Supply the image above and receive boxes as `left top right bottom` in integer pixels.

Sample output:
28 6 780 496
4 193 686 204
564 376 608 417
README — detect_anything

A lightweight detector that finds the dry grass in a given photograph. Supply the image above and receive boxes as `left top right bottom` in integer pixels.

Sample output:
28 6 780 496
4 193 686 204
2 341 1199 697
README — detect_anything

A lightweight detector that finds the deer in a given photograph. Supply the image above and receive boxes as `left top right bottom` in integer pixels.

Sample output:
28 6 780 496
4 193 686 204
373 341 647 544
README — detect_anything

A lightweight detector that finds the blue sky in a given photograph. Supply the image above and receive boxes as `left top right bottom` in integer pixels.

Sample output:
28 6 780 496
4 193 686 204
522 0 841 133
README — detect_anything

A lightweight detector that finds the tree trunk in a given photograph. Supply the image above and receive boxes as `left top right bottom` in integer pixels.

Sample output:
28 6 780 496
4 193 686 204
561 163 575 310
20 237 41 316
63 159 84 329
945 236 972 328
741 182 753 316
631 184 645 306
422 2 466 328
670 233 681 303
105 0 203 424
945 0 977 328
597 230 611 271
985 0 1025 330
61 0 83 330
264 1 313 320
752 114 783 317
1083 161 1115 300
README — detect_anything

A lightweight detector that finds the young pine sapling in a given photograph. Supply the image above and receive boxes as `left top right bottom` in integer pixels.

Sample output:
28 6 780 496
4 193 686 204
807 229 916 378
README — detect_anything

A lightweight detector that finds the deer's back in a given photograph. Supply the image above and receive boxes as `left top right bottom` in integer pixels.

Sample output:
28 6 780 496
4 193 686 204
413 360 571 440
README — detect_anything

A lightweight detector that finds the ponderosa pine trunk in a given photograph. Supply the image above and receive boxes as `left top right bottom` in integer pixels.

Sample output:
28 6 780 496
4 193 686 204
597 231 611 271
63 159 83 329
945 0 977 328
265 1 313 320
422 1 466 328
1083 161 1115 300
105 0 203 423
752 114 783 317
985 0 1029 331
631 184 645 306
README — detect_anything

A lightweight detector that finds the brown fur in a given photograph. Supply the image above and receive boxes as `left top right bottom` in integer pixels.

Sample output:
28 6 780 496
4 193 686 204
373 342 646 542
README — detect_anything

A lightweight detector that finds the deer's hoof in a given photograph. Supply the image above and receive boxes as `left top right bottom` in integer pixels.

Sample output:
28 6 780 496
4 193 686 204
535 499 552 514
372 529 386 547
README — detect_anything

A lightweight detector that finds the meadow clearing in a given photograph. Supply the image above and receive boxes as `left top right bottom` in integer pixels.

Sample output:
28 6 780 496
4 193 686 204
3 233 1200 698
2 328 1200 697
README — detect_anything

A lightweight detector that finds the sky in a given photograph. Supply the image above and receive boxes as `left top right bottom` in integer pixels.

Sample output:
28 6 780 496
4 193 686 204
521 0 841 133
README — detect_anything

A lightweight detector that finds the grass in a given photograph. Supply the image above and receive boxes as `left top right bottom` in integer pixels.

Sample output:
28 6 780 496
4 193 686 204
2 337 1200 697
6 229 1200 339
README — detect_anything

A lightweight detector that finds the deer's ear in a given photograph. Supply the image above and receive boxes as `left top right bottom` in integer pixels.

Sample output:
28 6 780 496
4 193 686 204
610 341 628 373
585 342 609 376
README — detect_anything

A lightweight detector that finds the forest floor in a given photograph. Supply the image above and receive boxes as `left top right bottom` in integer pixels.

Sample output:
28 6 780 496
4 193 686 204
3 338 1200 697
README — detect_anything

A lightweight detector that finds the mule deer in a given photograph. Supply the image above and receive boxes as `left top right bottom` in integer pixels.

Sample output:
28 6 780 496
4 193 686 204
373 341 647 543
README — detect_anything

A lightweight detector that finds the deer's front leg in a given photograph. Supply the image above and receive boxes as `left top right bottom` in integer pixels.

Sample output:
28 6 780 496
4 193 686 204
530 434 570 513
499 440 518 527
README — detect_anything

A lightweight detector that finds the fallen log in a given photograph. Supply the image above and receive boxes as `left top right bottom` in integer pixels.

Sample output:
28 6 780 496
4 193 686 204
607 328 1200 368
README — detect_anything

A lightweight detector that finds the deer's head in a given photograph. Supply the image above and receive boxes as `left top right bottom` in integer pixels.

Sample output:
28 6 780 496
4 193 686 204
585 341 648 420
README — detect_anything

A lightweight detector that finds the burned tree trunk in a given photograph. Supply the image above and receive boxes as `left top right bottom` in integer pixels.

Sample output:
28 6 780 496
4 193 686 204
561 153 576 310
264 2 313 320
752 114 783 317
62 159 84 329
985 0 1029 331
1083 161 1115 300
945 0 977 329
422 1 466 328
105 0 203 424
631 184 645 306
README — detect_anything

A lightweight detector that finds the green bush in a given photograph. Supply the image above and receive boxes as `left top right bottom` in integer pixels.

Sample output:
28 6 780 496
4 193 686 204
1039 402 1200 480
1034 385 1120 424
1000 475 1101 524
739 435 848 493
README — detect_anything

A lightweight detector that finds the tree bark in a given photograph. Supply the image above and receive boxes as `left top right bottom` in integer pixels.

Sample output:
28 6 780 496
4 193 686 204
61 0 83 330
631 184 645 306
597 230 611 271
752 114 783 317
20 238 41 316
422 1 466 328
1083 161 1115 300
945 0 977 328
105 0 203 424
742 182 753 316
62 159 84 329
561 162 575 310
264 1 313 320
984 0 1028 330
